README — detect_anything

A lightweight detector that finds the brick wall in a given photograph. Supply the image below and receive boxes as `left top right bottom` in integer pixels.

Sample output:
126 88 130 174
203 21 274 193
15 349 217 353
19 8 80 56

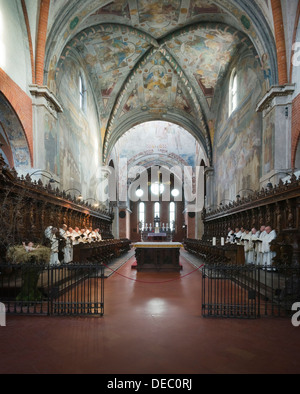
271 0 288 85
292 93 300 168
0 68 33 164
35 0 50 85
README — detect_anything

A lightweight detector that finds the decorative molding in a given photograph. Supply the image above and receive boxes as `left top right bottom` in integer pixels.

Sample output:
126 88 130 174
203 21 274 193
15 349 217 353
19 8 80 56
256 84 295 113
29 84 64 115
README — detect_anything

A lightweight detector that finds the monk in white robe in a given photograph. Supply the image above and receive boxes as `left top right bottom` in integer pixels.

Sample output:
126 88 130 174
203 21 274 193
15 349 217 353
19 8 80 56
256 226 266 265
249 228 259 265
66 227 74 262
242 230 252 264
72 227 81 245
261 226 277 270
95 228 102 241
45 226 60 266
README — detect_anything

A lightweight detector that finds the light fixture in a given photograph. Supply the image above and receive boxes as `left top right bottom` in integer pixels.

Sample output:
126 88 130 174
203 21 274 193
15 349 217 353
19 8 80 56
171 189 180 197
29 169 59 184
136 189 144 198
65 188 83 200
236 189 254 199
207 205 219 212
151 182 164 195
220 199 233 206
85 198 99 208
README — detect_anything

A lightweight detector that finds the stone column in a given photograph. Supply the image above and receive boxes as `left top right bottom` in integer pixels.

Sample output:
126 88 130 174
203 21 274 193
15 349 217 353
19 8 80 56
118 206 131 239
204 167 215 209
256 84 295 188
29 85 63 183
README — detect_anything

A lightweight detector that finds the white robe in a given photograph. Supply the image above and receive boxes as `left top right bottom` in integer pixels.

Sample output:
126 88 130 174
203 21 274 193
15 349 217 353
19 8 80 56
66 231 74 262
72 230 81 245
45 226 60 266
49 234 59 266
95 232 102 241
59 229 73 263
243 233 252 264
256 230 266 265
262 230 277 267
249 232 259 264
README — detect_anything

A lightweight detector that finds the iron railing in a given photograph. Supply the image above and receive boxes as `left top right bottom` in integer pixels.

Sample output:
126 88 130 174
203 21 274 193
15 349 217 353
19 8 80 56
0 263 105 317
202 264 300 319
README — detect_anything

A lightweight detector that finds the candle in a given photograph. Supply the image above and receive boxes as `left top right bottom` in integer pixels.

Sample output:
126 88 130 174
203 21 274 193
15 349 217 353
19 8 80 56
221 237 225 246
212 237 216 246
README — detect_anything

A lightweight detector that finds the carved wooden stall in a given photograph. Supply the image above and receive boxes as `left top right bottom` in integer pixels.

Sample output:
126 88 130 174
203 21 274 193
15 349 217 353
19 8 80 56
0 154 115 262
200 174 300 266
184 239 245 265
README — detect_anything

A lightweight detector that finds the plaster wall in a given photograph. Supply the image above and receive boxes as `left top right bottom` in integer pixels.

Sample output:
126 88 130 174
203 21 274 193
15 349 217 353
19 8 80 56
213 51 265 203
0 0 31 93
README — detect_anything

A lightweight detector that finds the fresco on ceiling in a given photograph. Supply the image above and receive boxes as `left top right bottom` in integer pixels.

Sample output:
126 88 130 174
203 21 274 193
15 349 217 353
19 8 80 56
175 86 194 115
123 86 139 113
166 26 239 90
92 0 131 19
0 95 30 170
143 64 173 108
91 36 140 73
188 0 222 17
214 53 264 202
138 0 181 32
114 50 198 121
112 121 204 170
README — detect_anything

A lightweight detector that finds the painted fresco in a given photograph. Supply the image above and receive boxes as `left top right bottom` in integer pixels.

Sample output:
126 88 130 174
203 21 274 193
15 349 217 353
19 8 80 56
143 64 172 108
166 26 240 90
92 0 131 19
44 113 59 175
262 111 275 175
56 57 102 197
112 121 205 170
214 53 264 201
188 0 222 17
123 86 139 113
138 0 181 34
0 94 30 170
52 2 272 165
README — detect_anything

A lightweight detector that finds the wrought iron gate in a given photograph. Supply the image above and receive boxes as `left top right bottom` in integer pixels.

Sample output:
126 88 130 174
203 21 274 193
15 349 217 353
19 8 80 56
201 264 300 319
0 263 105 317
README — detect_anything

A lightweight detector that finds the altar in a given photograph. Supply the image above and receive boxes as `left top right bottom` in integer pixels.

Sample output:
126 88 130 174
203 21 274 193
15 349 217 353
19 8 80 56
133 242 183 272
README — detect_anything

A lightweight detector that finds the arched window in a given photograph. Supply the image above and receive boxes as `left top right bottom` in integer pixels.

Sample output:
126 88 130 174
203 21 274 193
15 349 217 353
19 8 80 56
139 202 145 230
79 74 86 112
169 202 175 230
229 69 238 116
154 202 160 227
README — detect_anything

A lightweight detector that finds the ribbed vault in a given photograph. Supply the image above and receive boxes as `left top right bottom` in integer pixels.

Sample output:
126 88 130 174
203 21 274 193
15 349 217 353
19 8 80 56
45 0 277 165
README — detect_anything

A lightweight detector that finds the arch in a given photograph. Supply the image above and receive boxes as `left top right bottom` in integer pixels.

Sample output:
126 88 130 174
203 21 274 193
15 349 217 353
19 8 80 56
0 92 31 170
104 115 210 167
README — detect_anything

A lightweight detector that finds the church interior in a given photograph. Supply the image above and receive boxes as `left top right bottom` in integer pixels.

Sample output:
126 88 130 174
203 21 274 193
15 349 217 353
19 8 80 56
0 0 300 376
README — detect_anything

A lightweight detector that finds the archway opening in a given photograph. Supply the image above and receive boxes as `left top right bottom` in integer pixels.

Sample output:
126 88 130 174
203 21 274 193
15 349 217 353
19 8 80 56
108 120 207 241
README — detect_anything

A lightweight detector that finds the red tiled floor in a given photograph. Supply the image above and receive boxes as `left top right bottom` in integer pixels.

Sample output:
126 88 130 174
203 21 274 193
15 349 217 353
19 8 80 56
0 255 300 374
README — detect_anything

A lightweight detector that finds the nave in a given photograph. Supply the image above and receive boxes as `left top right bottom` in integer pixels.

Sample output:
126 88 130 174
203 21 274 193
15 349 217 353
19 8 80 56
1 251 299 375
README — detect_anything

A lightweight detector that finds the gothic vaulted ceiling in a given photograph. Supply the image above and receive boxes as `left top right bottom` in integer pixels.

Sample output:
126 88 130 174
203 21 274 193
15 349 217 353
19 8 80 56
45 0 277 165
